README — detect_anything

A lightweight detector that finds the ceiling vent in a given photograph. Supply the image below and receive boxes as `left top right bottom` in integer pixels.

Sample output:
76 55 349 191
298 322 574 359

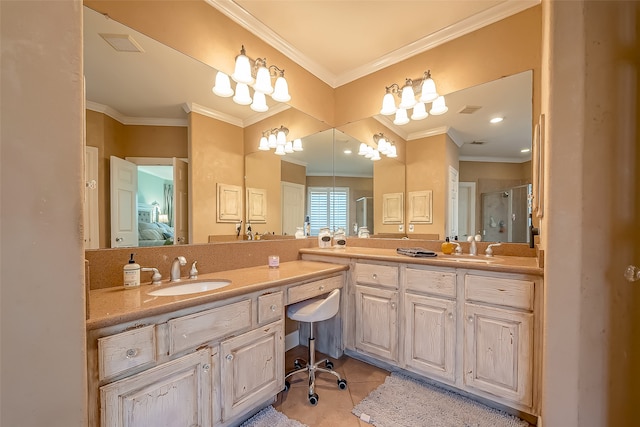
458 105 482 114
469 140 486 145
99 33 145 53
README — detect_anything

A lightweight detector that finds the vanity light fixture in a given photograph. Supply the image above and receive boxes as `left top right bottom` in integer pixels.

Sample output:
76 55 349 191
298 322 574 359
358 133 397 161
258 125 303 156
380 70 448 125
213 45 291 113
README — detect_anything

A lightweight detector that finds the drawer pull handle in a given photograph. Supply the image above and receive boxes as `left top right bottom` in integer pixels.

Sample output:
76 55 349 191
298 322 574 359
125 348 138 358
319 285 325 291
448 312 454 319
202 363 211 372
226 354 234 361
390 302 396 309
372 273 378 280
468 316 474 323
270 304 277 312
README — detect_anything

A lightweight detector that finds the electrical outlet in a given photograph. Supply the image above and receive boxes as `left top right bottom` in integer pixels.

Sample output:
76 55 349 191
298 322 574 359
398 224 404 232
409 224 414 232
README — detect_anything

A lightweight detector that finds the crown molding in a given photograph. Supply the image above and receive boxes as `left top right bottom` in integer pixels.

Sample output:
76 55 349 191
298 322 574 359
86 101 187 126
183 102 243 127
206 0 540 88
459 155 531 163
407 125 451 141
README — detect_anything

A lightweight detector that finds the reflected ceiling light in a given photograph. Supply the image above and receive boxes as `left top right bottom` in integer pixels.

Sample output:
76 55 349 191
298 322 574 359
213 45 291 112
258 125 302 156
358 133 398 161
490 117 504 124
521 148 531 153
380 70 447 125
344 149 352 154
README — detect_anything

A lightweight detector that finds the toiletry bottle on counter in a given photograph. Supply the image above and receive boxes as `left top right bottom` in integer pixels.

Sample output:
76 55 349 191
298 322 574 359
123 253 141 288
318 227 332 248
441 237 456 255
304 216 311 236
334 228 347 248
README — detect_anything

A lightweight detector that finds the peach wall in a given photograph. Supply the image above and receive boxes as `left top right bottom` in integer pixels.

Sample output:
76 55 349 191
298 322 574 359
373 159 406 234
189 112 244 243
1 1 87 424
281 161 306 185
245 150 282 234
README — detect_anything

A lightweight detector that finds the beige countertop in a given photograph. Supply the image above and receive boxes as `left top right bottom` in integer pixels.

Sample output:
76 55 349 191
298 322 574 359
87 260 348 330
300 247 543 276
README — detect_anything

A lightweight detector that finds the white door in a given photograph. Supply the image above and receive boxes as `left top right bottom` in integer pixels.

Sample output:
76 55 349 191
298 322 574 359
458 182 476 241
281 182 305 236
84 146 99 249
110 156 138 248
447 166 459 239
173 157 189 244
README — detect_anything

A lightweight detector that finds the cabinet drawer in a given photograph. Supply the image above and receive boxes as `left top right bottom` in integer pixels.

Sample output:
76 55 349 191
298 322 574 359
287 275 342 304
465 275 534 311
405 268 456 298
258 291 283 324
168 299 252 355
98 325 156 380
354 263 398 288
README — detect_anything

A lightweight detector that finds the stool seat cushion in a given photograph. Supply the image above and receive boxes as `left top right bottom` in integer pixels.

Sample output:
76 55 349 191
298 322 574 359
287 289 340 323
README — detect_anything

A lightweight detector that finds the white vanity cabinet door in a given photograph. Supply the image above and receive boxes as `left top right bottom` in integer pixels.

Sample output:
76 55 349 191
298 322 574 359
355 285 398 362
404 293 456 383
100 348 212 427
220 320 284 422
463 303 533 407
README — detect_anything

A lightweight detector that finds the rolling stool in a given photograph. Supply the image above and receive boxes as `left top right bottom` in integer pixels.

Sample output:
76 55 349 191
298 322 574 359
284 288 347 405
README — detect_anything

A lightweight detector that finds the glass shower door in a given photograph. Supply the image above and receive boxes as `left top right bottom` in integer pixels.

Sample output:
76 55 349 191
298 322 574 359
481 184 530 243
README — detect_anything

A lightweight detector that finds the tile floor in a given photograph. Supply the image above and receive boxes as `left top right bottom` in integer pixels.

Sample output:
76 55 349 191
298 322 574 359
274 345 389 427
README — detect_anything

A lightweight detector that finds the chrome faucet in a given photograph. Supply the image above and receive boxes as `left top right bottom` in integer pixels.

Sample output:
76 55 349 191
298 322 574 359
485 242 502 257
170 256 187 282
467 235 478 256
141 267 162 285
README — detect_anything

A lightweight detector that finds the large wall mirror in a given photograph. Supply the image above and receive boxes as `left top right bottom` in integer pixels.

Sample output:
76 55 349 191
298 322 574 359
83 5 532 249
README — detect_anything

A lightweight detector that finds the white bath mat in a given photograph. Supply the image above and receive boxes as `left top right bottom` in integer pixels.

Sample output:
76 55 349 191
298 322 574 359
239 405 308 427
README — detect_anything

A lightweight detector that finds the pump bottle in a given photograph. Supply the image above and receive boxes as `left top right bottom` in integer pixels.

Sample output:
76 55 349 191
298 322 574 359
123 253 141 288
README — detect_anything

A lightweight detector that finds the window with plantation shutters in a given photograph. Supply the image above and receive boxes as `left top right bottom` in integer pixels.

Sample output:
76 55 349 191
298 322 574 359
307 187 349 236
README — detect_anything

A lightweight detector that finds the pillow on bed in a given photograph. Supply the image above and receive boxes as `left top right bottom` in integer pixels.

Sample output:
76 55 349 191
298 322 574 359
140 228 164 241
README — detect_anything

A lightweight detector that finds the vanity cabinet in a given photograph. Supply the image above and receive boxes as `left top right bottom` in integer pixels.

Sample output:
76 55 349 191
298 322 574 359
220 320 284 421
462 274 535 407
353 263 399 363
403 267 457 383
100 348 212 427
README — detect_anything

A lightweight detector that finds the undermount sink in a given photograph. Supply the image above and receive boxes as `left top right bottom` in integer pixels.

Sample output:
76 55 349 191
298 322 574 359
148 280 232 296
442 256 501 264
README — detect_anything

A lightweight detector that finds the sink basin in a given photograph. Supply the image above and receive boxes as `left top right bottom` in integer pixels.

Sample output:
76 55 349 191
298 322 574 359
148 280 231 296
441 256 501 264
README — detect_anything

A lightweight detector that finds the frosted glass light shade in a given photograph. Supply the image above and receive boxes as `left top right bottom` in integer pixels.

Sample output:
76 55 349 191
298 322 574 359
419 77 438 103
233 83 252 105
377 138 388 154
358 143 368 155
430 96 449 115
274 144 286 155
371 149 381 161
272 76 291 102
399 84 417 109
284 141 294 153
250 91 268 112
276 130 287 145
258 136 270 150
411 102 428 120
232 53 253 84
268 134 277 148
253 66 273 94
380 92 397 115
393 108 410 125
293 138 303 151
388 145 398 158
212 71 233 97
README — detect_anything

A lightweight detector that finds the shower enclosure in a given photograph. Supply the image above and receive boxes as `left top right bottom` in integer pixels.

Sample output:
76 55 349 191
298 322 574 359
481 184 531 243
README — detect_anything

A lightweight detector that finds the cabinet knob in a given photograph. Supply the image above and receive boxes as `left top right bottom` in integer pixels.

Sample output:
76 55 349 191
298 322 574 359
202 364 211 372
319 285 325 291
372 273 378 280
468 316 474 323
125 348 138 358
226 354 234 361
270 304 277 312
448 312 454 319
390 302 396 309
115 237 123 242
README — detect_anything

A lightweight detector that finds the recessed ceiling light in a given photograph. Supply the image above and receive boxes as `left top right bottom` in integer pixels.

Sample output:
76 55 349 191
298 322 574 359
521 148 531 153
490 117 504 124
343 149 352 155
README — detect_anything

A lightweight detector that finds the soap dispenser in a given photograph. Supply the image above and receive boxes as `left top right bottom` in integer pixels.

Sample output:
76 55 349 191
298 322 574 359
441 237 456 255
123 253 141 288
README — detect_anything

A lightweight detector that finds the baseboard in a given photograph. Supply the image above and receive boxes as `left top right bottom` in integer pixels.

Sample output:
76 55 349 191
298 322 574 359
285 331 299 351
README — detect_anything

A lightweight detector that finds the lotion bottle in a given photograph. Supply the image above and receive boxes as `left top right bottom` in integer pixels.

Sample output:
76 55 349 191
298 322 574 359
441 237 456 255
123 253 141 288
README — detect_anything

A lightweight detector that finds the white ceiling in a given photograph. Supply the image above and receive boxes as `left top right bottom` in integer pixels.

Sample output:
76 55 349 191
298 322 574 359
83 1 537 176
